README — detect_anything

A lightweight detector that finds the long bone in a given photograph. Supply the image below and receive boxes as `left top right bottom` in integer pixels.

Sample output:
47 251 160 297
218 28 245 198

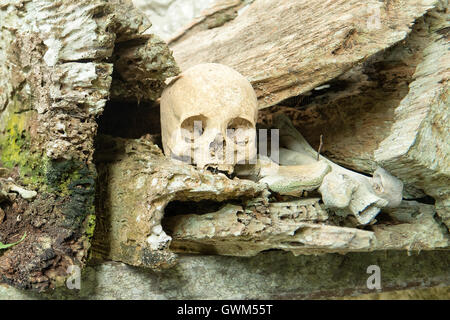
256 156 331 197
271 114 403 225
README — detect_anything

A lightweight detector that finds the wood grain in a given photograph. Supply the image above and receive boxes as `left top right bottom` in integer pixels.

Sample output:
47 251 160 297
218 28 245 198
171 0 438 109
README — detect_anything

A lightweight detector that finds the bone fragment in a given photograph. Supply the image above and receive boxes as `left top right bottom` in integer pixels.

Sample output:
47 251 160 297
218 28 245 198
164 198 376 256
258 160 330 196
272 114 403 225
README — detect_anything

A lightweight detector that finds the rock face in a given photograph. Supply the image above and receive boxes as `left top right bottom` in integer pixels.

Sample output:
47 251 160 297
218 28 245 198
89 0 449 285
258 3 450 229
132 0 217 41
374 9 450 228
0 0 449 299
0 0 178 290
1 251 449 299
164 199 377 256
93 135 266 268
93 136 448 266
170 0 442 109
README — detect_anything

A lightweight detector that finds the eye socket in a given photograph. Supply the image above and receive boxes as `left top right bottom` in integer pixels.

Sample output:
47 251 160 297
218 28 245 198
180 115 207 143
226 117 254 145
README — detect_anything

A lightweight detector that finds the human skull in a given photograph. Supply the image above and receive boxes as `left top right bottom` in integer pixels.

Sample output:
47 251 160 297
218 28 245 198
160 63 258 173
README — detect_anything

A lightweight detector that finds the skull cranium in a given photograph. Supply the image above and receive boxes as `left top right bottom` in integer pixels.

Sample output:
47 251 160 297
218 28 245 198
160 63 258 173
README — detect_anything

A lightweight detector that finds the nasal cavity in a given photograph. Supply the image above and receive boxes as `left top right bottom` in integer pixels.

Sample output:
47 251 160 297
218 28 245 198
209 134 226 155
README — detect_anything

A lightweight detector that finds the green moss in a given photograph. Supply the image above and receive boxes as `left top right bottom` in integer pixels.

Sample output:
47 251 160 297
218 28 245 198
1 101 97 234
46 160 84 195
46 159 97 229
1 96 98 243
0 110 46 188
84 214 96 239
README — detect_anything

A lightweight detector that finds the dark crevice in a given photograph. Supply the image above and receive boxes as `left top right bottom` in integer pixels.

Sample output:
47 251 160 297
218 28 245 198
205 166 235 179
61 58 100 64
371 210 401 227
404 195 436 205
280 242 305 247
96 100 162 146
259 248 284 254
163 199 242 219
432 211 450 237
162 198 245 238
277 79 352 110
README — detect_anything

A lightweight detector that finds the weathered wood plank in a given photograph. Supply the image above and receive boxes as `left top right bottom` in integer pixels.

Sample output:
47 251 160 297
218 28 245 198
171 0 439 109
374 4 449 226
